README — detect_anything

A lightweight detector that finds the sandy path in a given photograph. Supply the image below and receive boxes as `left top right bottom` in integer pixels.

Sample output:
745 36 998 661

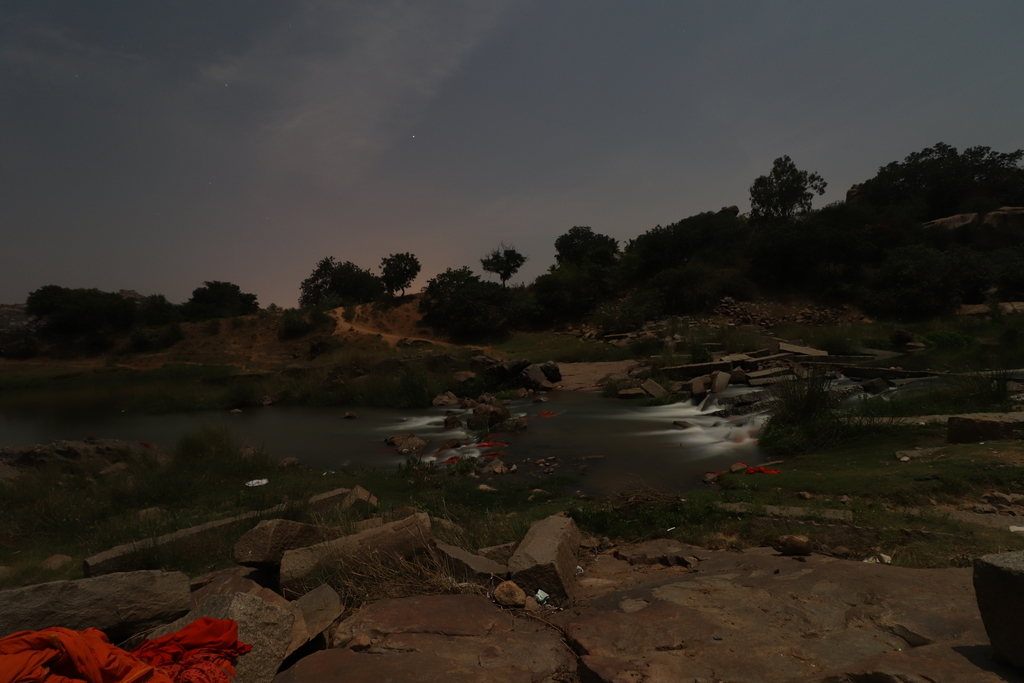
555 360 638 391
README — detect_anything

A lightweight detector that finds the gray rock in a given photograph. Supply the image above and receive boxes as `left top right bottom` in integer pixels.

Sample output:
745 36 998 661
435 541 508 582
340 485 379 513
862 377 889 394
521 364 555 391
307 487 353 514
509 515 581 607
443 414 463 430
472 403 510 427
150 592 293 683
288 583 343 655
0 570 189 642
709 370 730 393
974 550 1024 667
234 519 327 567
431 391 459 406
540 361 562 383
641 378 667 399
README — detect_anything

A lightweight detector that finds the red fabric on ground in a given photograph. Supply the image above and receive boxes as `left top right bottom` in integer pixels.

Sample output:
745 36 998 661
132 618 250 683
744 467 782 474
0 627 165 683
0 618 249 683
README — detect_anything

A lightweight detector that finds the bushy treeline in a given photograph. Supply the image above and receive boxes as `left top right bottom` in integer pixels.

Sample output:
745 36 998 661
410 142 1024 340
2 281 259 358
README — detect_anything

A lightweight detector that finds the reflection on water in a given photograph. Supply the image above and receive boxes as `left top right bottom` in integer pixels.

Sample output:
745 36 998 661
0 389 769 494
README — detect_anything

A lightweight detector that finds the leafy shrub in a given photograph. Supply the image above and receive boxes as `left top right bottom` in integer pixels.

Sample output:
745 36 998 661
419 268 524 341
589 293 661 334
924 330 977 350
26 286 137 338
0 331 38 359
759 374 845 456
204 319 221 336
129 324 184 353
182 281 258 321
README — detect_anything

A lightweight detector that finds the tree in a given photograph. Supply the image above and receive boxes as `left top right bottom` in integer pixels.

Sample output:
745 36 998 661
419 267 515 340
749 155 827 223
380 252 421 296
554 227 619 268
26 285 137 338
298 257 383 308
182 281 259 320
480 242 527 286
857 143 1024 221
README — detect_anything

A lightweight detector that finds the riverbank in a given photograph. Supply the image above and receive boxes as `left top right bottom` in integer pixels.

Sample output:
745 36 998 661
5 417 1024 591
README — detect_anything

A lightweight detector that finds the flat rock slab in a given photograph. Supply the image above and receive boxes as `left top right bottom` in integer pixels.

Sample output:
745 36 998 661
564 548 988 683
334 594 511 644
282 594 573 683
613 539 703 567
234 518 328 567
0 570 189 642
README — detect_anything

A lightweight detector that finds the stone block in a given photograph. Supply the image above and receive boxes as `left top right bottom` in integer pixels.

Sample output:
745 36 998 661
641 378 667 399
478 542 518 566
435 541 508 582
660 361 733 381
150 592 293 683
709 370 729 393
307 487 352 514
522 364 555 391
974 551 1024 668
0 570 189 642
287 583 343 656
508 515 581 607
279 513 433 596
340 485 378 513
947 415 1024 444
234 519 327 567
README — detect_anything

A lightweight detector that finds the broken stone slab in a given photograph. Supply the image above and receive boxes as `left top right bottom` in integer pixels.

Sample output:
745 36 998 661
333 593 512 647
641 378 668 398
286 593 572 682
842 366 942 381
149 592 293 683
778 342 829 357
613 539 701 567
478 542 518 566
709 370 729 393
862 377 890 394
797 355 879 365
660 361 733 380
974 551 1024 668
435 541 508 582
83 511 267 577
279 513 433 596
288 583 343 656
0 570 190 642
749 374 797 387
746 366 794 380
947 414 1024 444
739 352 795 371
339 485 379 514
690 375 710 397
508 514 581 607
189 568 290 611
617 387 646 399
234 519 329 568
307 487 353 514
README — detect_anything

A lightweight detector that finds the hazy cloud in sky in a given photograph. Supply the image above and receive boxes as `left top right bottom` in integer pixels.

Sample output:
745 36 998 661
1 1 1022 305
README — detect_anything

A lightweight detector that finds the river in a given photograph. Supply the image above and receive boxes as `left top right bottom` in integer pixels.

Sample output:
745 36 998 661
0 388 770 494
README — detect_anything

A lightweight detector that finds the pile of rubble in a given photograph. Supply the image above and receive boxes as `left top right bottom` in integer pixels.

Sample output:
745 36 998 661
5 498 1024 682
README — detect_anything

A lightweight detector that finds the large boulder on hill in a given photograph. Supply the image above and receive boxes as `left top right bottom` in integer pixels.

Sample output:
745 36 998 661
0 570 190 642
509 515 581 607
923 213 980 232
149 592 293 683
978 207 1024 248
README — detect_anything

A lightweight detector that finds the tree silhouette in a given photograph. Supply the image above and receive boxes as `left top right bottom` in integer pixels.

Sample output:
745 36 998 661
480 243 527 286
749 155 826 223
380 252 421 296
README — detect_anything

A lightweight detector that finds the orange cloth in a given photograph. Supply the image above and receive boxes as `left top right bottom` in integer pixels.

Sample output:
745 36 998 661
0 618 250 683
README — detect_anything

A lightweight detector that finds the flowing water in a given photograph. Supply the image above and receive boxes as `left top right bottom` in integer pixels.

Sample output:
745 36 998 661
0 388 770 494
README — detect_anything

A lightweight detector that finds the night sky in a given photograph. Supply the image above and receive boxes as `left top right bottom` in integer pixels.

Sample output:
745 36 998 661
2 1 1022 306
